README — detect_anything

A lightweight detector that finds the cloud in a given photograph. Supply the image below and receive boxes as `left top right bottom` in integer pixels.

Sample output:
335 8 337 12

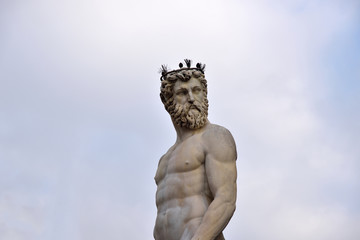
1 0 359 239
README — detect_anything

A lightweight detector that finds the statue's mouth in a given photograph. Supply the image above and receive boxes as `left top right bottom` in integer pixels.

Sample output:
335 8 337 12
190 104 201 111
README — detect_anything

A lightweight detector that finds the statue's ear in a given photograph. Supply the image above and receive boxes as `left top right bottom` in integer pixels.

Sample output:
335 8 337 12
160 93 166 104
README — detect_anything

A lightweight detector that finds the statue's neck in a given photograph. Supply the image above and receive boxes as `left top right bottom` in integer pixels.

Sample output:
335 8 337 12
172 119 209 143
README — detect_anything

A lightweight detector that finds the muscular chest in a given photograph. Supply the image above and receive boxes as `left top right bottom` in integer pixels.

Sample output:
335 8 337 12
155 139 205 185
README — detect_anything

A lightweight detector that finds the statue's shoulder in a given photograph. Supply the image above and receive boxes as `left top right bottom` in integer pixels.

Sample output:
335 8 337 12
203 123 234 139
163 144 176 157
202 123 237 157
158 144 176 164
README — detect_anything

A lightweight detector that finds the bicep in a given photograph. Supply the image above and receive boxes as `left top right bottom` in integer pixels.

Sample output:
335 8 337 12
205 146 237 202
203 126 237 200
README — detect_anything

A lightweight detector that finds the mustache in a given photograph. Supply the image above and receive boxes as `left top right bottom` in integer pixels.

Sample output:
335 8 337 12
185 102 202 112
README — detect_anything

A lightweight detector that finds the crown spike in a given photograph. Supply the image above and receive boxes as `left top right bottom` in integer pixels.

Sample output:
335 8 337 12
160 64 169 75
184 59 192 68
196 62 206 73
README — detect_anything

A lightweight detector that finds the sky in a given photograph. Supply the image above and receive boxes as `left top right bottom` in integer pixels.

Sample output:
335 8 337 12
0 0 359 239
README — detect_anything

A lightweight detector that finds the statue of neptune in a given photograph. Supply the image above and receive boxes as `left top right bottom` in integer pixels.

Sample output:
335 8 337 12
154 59 237 240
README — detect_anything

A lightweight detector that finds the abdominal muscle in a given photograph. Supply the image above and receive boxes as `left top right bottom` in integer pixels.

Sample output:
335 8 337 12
154 194 210 240
154 167 212 240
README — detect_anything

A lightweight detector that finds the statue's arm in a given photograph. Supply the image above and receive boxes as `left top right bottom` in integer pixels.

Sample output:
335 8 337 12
191 126 237 240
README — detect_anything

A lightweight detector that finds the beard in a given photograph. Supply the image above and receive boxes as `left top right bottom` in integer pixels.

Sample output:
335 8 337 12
168 98 208 130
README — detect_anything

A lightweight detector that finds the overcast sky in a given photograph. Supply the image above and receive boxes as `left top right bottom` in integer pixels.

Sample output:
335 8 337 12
1 0 359 239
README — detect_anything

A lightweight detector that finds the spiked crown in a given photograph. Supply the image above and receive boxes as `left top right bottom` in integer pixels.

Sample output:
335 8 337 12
160 59 206 81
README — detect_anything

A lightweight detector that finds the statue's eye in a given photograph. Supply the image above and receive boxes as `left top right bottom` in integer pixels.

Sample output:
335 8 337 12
193 87 201 93
176 90 187 96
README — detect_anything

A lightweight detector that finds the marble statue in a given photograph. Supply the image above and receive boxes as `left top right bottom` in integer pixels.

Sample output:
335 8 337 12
154 59 237 240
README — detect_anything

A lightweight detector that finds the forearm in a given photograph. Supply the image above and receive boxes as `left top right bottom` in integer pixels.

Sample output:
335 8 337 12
191 197 236 240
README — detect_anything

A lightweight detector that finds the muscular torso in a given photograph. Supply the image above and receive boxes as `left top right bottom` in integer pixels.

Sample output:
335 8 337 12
154 126 225 240
155 133 209 240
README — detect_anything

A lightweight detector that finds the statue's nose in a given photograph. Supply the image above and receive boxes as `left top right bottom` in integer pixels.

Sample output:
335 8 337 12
188 92 195 103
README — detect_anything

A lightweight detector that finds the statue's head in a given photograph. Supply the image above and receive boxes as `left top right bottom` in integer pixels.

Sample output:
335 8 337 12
160 59 209 129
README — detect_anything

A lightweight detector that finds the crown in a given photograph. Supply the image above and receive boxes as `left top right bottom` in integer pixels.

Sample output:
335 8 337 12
160 59 206 81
